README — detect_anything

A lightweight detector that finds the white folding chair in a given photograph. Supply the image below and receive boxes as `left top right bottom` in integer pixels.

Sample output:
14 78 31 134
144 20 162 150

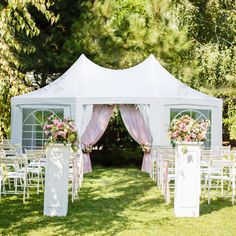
156 147 175 192
201 148 228 197
24 151 44 194
150 148 158 181
0 156 28 203
69 150 83 202
205 160 236 204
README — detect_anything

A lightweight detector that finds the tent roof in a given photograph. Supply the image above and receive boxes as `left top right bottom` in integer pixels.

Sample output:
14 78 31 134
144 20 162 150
14 54 219 102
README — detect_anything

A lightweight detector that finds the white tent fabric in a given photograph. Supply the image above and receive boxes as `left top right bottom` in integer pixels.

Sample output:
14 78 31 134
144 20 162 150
14 54 219 102
11 54 223 149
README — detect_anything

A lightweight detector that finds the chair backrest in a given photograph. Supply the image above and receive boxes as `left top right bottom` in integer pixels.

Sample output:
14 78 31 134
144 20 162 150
201 149 212 161
156 147 175 162
2 139 11 145
210 160 235 173
0 155 28 170
25 150 44 168
0 150 6 158
25 149 45 156
222 145 231 160
0 143 22 156
210 146 231 160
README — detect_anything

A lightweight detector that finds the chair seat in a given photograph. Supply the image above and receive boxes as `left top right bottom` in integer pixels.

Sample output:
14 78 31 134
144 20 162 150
205 175 231 181
27 168 41 174
168 174 175 180
7 172 25 178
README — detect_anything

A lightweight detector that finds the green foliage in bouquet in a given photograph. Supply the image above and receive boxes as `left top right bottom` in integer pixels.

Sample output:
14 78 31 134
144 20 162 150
43 115 79 152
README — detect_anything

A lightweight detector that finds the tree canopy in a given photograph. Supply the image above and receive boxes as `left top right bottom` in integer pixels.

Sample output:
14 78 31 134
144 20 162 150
0 0 58 138
0 0 236 141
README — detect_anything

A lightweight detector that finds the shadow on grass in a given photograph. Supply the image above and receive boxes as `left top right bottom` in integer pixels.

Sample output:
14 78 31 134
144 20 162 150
0 167 161 235
1 167 233 235
200 198 234 215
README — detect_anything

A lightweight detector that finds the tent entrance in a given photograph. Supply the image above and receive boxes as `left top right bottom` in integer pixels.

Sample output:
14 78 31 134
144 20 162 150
81 104 152 174
91 107 142 167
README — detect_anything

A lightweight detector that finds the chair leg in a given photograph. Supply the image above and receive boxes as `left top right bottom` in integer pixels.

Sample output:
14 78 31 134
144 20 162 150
221 178 224 196
203 175 208 198
37 173 40 194
208 178 211 204
0 179 2 200
3 181 6 196
232 177 235 205
40 172 44 190
14 178 17 194
23 179 26 203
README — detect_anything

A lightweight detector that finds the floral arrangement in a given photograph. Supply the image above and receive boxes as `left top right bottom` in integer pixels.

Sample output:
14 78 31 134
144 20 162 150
82 145 93 154
140 143 151 154
43 115 79 152
169 115 210 142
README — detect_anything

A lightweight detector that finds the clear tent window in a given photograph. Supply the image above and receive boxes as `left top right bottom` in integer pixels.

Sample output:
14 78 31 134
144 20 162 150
22 108 64 150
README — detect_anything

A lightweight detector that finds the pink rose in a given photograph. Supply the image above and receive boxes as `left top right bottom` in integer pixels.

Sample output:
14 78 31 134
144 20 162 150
53 119 59 126
182 126 188 132
177 136 182 141
185 135 191 142
172 131 179 138
190 133 197 139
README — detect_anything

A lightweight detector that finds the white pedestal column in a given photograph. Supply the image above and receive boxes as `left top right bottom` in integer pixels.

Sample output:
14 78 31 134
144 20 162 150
174 142 202 217
44 144 70 216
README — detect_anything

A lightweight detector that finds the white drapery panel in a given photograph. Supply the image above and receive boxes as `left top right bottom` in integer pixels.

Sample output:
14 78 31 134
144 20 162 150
81 105 115 173
77 104 93 138
119 104 152 173
138 104 150 127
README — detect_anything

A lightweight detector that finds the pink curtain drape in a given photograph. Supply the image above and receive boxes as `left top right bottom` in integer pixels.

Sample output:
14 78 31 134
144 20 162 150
81 105 114 173
119 105 152 173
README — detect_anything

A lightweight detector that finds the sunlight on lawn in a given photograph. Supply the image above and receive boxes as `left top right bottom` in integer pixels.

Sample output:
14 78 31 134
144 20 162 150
1 167 236 236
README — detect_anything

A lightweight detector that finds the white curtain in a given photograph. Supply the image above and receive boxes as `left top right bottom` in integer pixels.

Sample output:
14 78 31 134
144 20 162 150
120 105 152 173
77 104 93 138
138 104 150 127
81 105 115 173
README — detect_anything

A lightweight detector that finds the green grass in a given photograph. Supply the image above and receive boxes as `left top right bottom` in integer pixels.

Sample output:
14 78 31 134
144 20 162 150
1 167 236 236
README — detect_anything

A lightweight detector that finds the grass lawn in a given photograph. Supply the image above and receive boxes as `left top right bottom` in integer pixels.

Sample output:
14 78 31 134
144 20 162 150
1 166 236 236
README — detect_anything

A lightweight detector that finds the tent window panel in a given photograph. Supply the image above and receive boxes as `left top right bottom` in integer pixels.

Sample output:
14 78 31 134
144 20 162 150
170 108 211 147
22 108 64 151
36 140 43 147
22 125 32 132
22 139 32 149
22 131 33 139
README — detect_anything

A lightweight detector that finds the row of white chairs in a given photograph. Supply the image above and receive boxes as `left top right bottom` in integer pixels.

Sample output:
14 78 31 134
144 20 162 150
150 145 236 204
0 141 84 203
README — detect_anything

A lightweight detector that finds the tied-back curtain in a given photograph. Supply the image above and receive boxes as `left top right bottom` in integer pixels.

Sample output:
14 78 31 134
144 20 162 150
120 105 152 173
81 105 114 173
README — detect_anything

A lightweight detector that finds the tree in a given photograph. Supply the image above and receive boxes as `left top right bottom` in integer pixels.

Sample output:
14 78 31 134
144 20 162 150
172 0 236 140
62 0 198 85
18 0 82 88
0 0 58 139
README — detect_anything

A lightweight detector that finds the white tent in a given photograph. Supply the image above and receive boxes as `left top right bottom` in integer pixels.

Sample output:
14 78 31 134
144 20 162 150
11 54 222 150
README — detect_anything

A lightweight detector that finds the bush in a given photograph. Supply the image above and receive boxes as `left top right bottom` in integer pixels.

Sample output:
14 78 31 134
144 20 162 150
91 148 143 167
91 108 143 167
